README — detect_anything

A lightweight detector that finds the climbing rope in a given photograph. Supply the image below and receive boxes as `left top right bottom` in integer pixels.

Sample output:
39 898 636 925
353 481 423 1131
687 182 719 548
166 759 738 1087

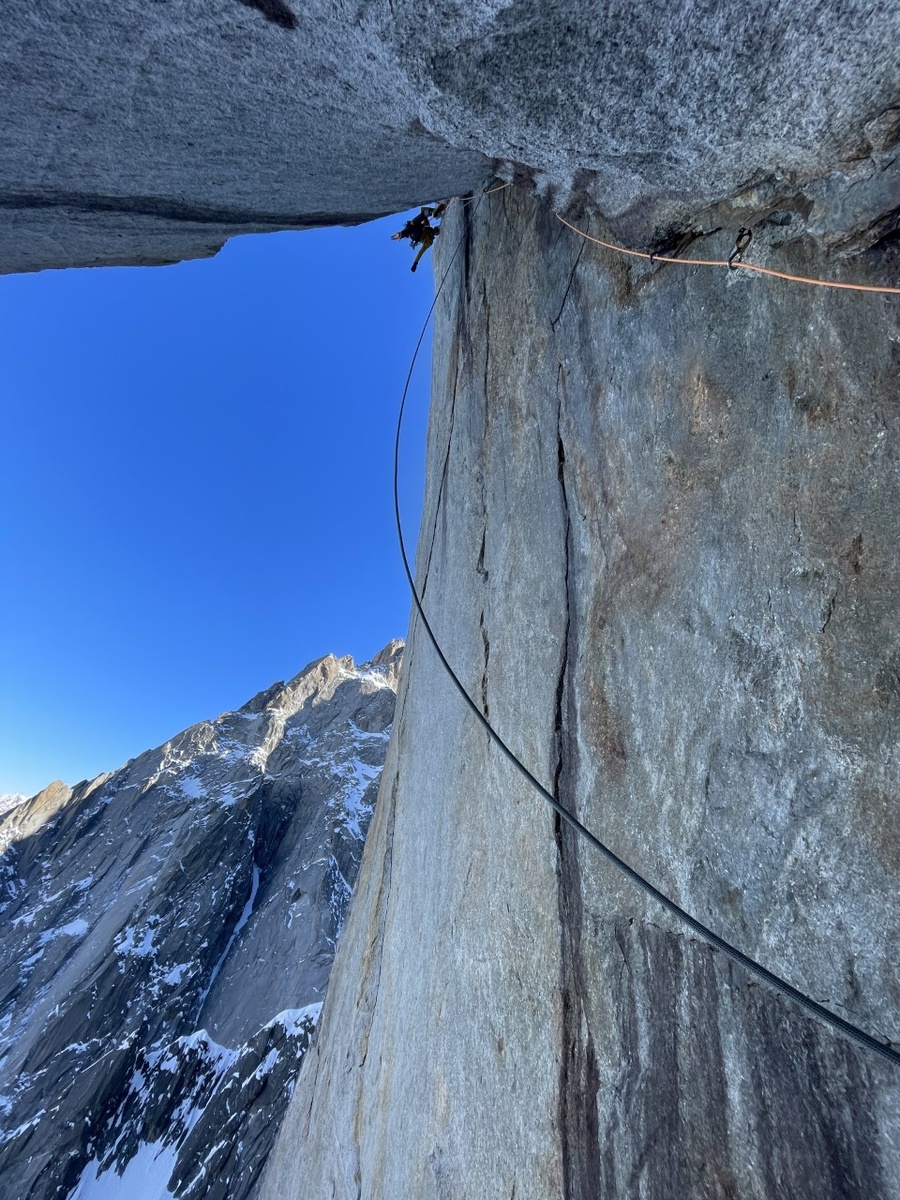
457 182 511 204
555 213 900 295
394 183 900 1069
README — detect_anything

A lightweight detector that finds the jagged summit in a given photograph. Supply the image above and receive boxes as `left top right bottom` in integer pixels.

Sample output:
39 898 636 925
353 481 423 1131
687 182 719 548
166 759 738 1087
0 792 27 818
237 643 402 722
0 642 401 1200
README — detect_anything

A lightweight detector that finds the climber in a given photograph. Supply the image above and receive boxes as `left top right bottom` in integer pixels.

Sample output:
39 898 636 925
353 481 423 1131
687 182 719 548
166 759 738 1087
392 203 447 272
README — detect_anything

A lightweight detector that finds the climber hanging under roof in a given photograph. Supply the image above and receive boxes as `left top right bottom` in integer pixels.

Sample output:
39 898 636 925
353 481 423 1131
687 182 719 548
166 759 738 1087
392 203 448 272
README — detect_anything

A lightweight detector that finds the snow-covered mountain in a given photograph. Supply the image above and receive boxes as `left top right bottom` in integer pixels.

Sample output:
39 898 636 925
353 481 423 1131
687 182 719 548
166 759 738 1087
0 794 26 818
0 642 401 1200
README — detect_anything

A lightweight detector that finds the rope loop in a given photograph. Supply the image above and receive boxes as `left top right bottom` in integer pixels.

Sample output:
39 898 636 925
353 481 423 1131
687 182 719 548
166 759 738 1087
393 183 900 1070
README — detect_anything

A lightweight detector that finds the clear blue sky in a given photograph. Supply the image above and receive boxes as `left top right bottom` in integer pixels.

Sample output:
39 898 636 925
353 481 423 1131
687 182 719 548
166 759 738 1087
0 213 435 797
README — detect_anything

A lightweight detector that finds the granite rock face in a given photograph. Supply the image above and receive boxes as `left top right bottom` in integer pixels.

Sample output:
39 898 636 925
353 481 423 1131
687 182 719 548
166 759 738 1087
0 0 488 273
257 190 900 1198
4 3 900 1197
0 642 401 1200
2 0 899 272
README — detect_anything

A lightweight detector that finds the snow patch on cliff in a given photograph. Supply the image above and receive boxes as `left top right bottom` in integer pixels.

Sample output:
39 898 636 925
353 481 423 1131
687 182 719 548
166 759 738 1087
69 1139 177 1200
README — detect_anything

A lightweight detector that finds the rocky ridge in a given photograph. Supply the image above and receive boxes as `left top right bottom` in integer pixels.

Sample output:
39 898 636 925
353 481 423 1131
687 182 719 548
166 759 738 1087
0 641 401 1200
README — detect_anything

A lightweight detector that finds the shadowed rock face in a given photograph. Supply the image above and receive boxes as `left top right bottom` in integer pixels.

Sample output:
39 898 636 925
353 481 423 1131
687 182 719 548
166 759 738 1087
256 190 900 1199
0 643 401 1200
2 1 898 272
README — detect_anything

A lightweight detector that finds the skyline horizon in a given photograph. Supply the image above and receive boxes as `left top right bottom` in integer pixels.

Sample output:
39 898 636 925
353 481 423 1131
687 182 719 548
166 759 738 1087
1 210 434 797
2 632 407 801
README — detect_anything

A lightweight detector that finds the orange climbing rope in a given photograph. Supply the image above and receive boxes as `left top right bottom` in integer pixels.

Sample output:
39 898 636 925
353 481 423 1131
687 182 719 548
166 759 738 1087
554 212 900 295
455 182 511 206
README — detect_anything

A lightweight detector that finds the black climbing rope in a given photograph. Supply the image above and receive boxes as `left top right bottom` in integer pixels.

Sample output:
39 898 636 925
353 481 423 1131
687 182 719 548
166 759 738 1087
393 184 900 1070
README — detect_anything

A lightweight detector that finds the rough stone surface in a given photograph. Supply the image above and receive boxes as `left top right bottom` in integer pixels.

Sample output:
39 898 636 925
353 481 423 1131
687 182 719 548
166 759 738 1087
257 189 900 1198
0 643 400 1200
3 1 899 272
5 3 900 1196
0 0 488 273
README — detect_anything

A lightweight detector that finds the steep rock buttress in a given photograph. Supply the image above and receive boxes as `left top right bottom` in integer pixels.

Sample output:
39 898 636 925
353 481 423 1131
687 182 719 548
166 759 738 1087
258 189 900 1198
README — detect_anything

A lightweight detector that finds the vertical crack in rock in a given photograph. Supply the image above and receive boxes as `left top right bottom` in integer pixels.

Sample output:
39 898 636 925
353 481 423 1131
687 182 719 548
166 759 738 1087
821 589 838 634
551 242 585 331
479 610 491 719
356 770 399 1074
553 364 602 1199
476 530 488 584
461 198 474 304
478 271 491 720
421 214 475 599
481 276 491 406
420 365 459 601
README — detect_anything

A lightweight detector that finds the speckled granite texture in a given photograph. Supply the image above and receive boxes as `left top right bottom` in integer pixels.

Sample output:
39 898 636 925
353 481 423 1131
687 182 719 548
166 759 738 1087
2 0 897 271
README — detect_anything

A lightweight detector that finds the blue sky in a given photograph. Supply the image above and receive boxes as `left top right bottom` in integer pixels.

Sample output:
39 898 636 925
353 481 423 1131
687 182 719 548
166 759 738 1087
0 213 434 797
